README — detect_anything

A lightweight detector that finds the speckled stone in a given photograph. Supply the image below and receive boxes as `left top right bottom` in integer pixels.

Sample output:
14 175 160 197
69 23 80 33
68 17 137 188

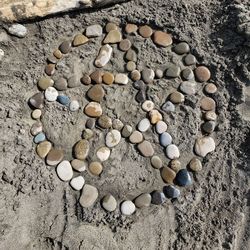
84 102 103 117
121 200 136 215
86 24 102 37
175 169 192 186
81 74 91 85
30 121 42 136
125 23 138 34
122 125 133 137
189 157 202 172
95 45 112 68
129 131 143 144
139 25 153 38
142 68 155 84
36 141 52 158
69 100 80 112
166 144 180 159
105 129 121 148
79 184 98 208
204 111 217 121
149 109 162 124
73 34 89 46
70 176 85 190
54 78 67 90
98 115 112 129
82 129 94 140
166 65 181 78
59 41 71 54
103 72 114 85
162 101 175 112
137 118 151 132
96 146 110 162
87 85 105 102
115 73 128 85
169 91 185 104
194 136 216 157
68 75 80 88
125 49 137 61
86 118 95 129
134 193 151 208
200 97 216 111
169 159 182 173
142 100 154 112
137 140 154 157
46 148 64 166
204 83 217 94
131 70 141 81
89 161 103 175
156 121 167 134
126 61 136 71
103 30 122 43
150 155 162 169
90 70 103 84
74 140 90 160
29 92 44 109
119 39 132 51
53 49 62 59
105 22 118 33
161 166 176 184
34 132 46 144
163 185 180 198
182 68 194 80
56 160 73 181
38 77 54 90
195 66 211 82
180 81 197 95
45 64 55 76
153 31 172 47
31 109 42 119
151 191 166 205
202 121 216 133
71 159 87 172
112 119 124 130
174 42 190 54
184 54 196 65
160 132 172 147
102 194 117 212
57 95 70 106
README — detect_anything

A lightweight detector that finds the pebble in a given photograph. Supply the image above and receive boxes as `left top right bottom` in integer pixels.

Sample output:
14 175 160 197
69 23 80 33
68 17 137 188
195 66 211 82
90 70 103 84
95 45 113 67
120 200 136 215
160 132 172 147
73 34 88 46
122 125 133 137
105 23 118 33
84 102 103 117
151 191 166 205
149 109 162 124
96 147 110 162
189 157 202 172
82 128 94 140
38 77 54 90
162 101 175 112
137 118 151 132
150 156 162 169
115 73 128 85
54 78 67 90
182 68 194 80
45 87 58 102
200 97 216 111
125 23 138 34
184 54 196 65
68 75 80 88
0 49 4 61
89 161 103 175
46 148 64 166
29 93 44 109
74 139 90 160
56 160 73 181
126 61 136 71
131 70 141 81
70 176 85 190
133 80 145 90
137 140 154 157
194 136 215 157
180 81 197 95
86 24 103 37
81 74 91 85
31 109 42 119
79 184 98 208
36 141 52 158
139 25 153 38
98 115 112 129
156 121 167 134
153 31 172 47
119 39 132 51
142 68 155 84
102 194 117 212
69 100 80 111
202 121 216 133
106 130 121 147
142 100 154 112
103 30 122 44
175 169 192 186
169 91 185 104
53 49 62 59
86 118 95 129
8 24 27 38
174 42 190 54
30 121 42 136
45 64 55 76
59 41 71 54
125 49 137 61
103 72 114 85
204 111 217 121
34 132 46 144
71 159 87 172
155 69 164 78
47 55 58 64
170 159 182 172
87 84 105 102
163 185 180 199
166 144 180 159
161 166 176 184
204 83 217 94
129 131 143 144
135 90 146 103
166 65 181 78
57 95 70 106
134 193 152 208
112 119 124 130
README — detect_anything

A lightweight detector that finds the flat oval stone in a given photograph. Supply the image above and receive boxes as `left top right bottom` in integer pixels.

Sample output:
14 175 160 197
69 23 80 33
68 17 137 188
182 68 194 80
32 109 42 119
95 45 112 68
166 144 180 159
202 121 216 133
139 25 153 38
160 132 172 147
57 95 70 106
175 169 192 186
195 66 211 82
184 54 196 65
200 97 216 111
169 91 185 104
162 101 175 112
153 31 172 47
125 23 138 34
161 166 176 184
85 24 102 37
163 185 180 198
53 49 62 59
74 139 90 160
38 77 54 90
70 176 85 190
142 100 154 112
204 111 217 121
150 155 162 169
103 30 122 43
68 75 80 88
180 81 197 95
56 160 73 181
34 132 46 144
103 72 114 85
126 61 136 71
89 161 103 175
122 125 133 138
129 131 143 144
174 42 190 54
189 157 202 172
29 92 44 109
156 121 167 134
86 118 95 129
90 70 103 84
30 121 42 136
84 102 102 117
46 148 64 166
59 41 71 54
87 85 105 102
54 78 67 90
45 87 58 102
137 140 154 157
125 49 137 62
151 191 166 205
81 74 91 85
170 159 182 172
134 193 151 208
166 65 180 78
71 159 87 172
79 184 98 208
131 70 141 81
106 129 121 147
69 100 80 112
194 136 215 157
45 64 55 76
82 129 94 140
105 22 118 32
98 115 112 129
97 147 110 162
204 83 217 94
102 194 117 212
120 200 136 215
149 109 162 124
112 119 124 130
142 68 155 84
115 73 128 85
119 39 131 51
36 141 52 158
73 34 88 46
137 118 151 132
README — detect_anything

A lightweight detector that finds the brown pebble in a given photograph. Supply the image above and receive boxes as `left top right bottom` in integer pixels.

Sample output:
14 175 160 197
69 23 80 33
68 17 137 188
126 49 137 61
131 70 141 81
47 55 57 64
46 148 64 166
169 91 185 104
53 49 62 59
139 25 153 38
89 162 103 175
29 93 44 109
169 159 182 173
119 39 132 51
54 78 67 90
87 85 105 102
45 64 55 76
125 23 138 34
98 115 112 129
200 97 216 111
103 72 114 85
137 140 154 157
105 22 118 33
161 166 176 184
204 83 217 94
84 102 103 117
81 74 91 85
38 77 54 90
59 41 71 54
73 34 89 46
195 66 211 82
189 157 202 172
90 70 103 84
153 31 172 47
36 141 52 158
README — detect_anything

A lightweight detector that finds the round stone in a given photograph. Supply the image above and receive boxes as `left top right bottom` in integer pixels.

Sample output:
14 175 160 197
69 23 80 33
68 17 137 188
112 119 124 130
156 121 167 134
120 200 136 215
103 72 114 85
90 70 103 84
166 65 181 78
174 42 190 54
180 81 197 95
163 185 180 199
73 34 88 46
36 141 52 158
122 125 133 137
202 121 216 133
151 191 166 205
150 155 162 169
59 41 71 54
70 176 85 190
29 92 44 109
82 129 94 140
125 23 138 34
38 77 54 90
204 83 217 94
96 146 110 162
56 160 73 181
105 129 121 147
194 136 216 157
204 111 217 121
137 140 154 157
89 162 103 176
166 144 180 159
189 158 202 172
69 100 80 112
45 64 55 76
74 140 90 160
71 159 87 172
86 118 95 129
81 74 91 85
45 87 58 102
184 54 196 65
137 118 151 132
86 24 103 37
162 101 175 112
169 159 182 172
175 169 192 186
54 78 67 90
142 100 154 112
134 193 151 208
31 109 42 119
57 95 70 106
153 31 172 47
200 97 216 111
160 132 172 147
119 39 131 51
79 184 98 208
182 68 194 80
125 49 137 61
161 166 176 184
46 148 64 166
68 75 80 88
34 132 46 144
98 115 112 129
103 30 122 44
84 102 102 117
87 85 105 102
53 49 62 59
102 194 117 212
47 55 57 64
115 73 128 85
142 68 155 84
169 91 185 104
149 109 162 124
30 121 42 136
105 22 118 33
195 66 211 82
126 61 136 71
131 70 141 81
155 69 164 78
129 131 143 144
139 25 153 38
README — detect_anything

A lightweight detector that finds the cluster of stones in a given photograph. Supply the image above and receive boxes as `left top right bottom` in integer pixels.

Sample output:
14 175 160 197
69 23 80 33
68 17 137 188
29 22 218 215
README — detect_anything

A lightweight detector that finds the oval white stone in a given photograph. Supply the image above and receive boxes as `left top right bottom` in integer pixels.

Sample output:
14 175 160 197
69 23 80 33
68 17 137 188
115 73 128 85
137 118 151 132
105 129 121 148
70 176 85 190
56 160 73 181
194 136 215 157
166 144 180 159
45 87 58 102
156 121 167 134
96 146 111 161
120 200 136 215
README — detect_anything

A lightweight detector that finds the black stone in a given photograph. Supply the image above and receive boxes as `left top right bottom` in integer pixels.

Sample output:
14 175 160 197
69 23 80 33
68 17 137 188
135 90 146 103
151 191 166 205
163 185 180 198
175 169 192 186
202 121 215 133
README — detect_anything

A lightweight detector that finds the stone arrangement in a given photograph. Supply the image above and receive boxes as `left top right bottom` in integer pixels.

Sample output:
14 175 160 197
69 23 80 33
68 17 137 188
29 22 218 215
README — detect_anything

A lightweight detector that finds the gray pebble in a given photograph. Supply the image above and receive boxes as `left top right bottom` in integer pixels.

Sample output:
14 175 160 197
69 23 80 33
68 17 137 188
133 80 145 90
122 125 133 137
182 68 194 80
126 49 137 61
8 24 27 38
202 121 216 133
54 78 67 90
86 118 95 129
142 68 155 84
68 75 80 88
184 54 196 65
155 69 163 79
151 191 166 205
162 101 175 112
174 42 190 54
135 90 146 103
134 193 152 208
166 65 180 78
180 81 197 95
59 41 71 54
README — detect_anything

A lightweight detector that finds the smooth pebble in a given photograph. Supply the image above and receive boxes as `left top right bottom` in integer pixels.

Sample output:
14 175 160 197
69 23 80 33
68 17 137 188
70 176 85 190
105 130 121 147
166 144 180 159
79 184 98 208
56 160 73 181
120 200 136 215
45 87 58 102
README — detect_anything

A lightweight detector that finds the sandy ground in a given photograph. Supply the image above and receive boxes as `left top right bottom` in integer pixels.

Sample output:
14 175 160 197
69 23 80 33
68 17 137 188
0 0 250 249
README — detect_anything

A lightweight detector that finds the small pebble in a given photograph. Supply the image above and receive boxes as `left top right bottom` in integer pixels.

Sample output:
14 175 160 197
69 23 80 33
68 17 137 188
160 132 172 147
59 41 71 54
136 90 146 103
45 87 58 102
126 61 136 71
204 83 217 94
137 140 154 157
142 68 155 84
189 157 202 172
103 30 122 44
195 66 211 82
46 148 64 166
200 97 216 111
90 70 103 84
120 200 136 215
166 144 180 159
142 100 154 112
38 77 54 90
170 159 182 172
103 72 114 85
54 78 67 90
169 91 185 104
166 65 180 78
0 49 4 61
204 111 217 121
68 75 80 88
133 80 145 90
202 121 216 133
119 39 132 51
47 55 57 64
70 176 85 190
150 156 162 169
69 100 80 112
131 70 141 81
102 194 117 212
45 64 55 76
139 25 153 38
129 131 143 144
184 54 196 65
125 23 138 34
74 139 90 160
36 141 52 158
31 109 42 119
155 69 163 78
137 118 151 132
156 121 167 134
95 45 112 68
56 160 73 181
73 34 88 46
81 74 91 85
122 125 133 137
180 81 197 95
105 22 118 33
86 24 103 37
79 184 98 208
162 101 175 112
161 166 176 184
71 159 87 172
30 121 42 136
175 169 192 186
174 42 190 54
125 49 137 61
89 161 103 175
53 49 62 59
96 147 110 162
194 136 215 157
134 193 151 208
8 24 27 38
106 130 121 147
182 68 194 80
98 115 112 129
115 73 128 85
57 95 70 106
151 191 166 205
34 132 46 144
87 84 105 102
112 119 124 130
84 102 103 117
163 185 180 199
149 109 162 124
86 118 95 129
153 31 172 47
82 129 94 139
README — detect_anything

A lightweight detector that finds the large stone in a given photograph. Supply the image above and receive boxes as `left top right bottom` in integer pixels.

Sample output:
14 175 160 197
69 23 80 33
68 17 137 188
79 184 98 208
194 136 216 157
95 45 112 68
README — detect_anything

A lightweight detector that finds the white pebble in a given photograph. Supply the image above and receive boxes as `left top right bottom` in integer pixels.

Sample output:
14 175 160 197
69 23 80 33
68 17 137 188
86 24 103 37
121 200 136 215
194 136 215 157
69 100 80 111
115 73 128 85
31 109 42 119
137 118 151 132
0 49 4 61
156 121 167 134
96 146 111 162
45 87 58 102
142 100 154 112
95 45 112 67
56 160 73 181
166 144 180 159
8 24 27 38
70 176 85 190
105 129 121 148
